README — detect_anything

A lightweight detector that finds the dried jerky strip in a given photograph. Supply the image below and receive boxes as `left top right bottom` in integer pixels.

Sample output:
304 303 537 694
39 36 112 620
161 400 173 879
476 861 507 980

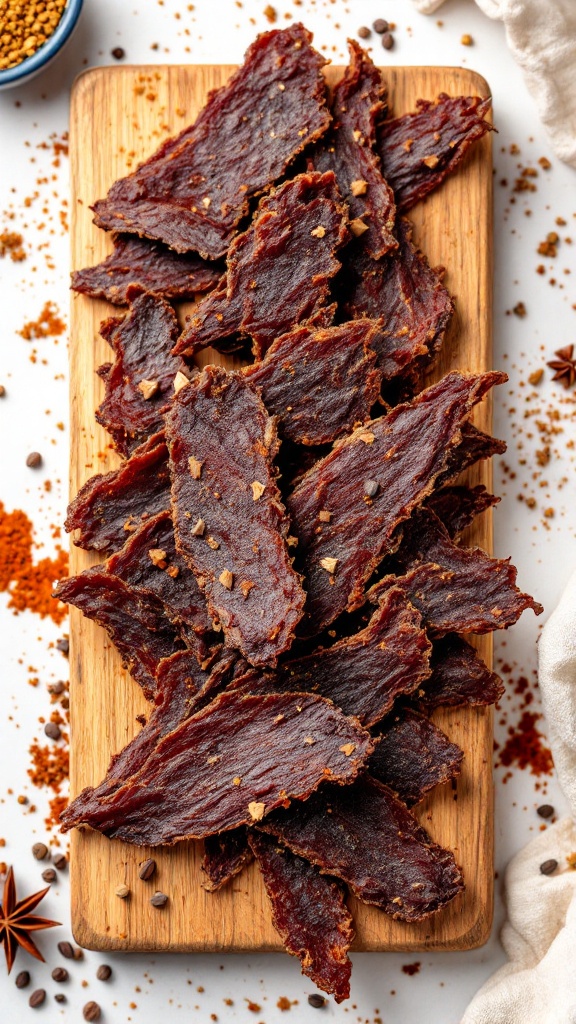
341 218 454 384
61 690 373 843
278 586 431 727
173 172 348 360
53 569 184 700
244 319 382 445
249 830 353 1003
93 25 331 258
313 40 396 259
96 292 183 457
287 370 506 637
425 484 499 539
415 634 504 710
378 94 493 211
105 511 214 659
202 829 253 892
368 708 463 806
71 234 221 305
374 507 542 635
261 775 464 921
65 432 170 552
167 366 305 667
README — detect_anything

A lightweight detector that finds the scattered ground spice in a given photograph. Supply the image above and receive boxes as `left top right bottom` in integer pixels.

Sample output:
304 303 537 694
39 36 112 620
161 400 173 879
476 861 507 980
0 502 68 623
0 230 26 261
17 301 65 341
46 795 68 831
461 33 473 45
496 711 554 776
28 741 69 792
401 962 421 976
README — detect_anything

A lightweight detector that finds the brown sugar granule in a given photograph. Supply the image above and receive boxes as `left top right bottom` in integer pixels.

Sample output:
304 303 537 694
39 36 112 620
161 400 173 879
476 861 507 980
497 711 554 776
538 156 552 170
0 230 26 261
28 741 69 792
17 301 66 341
263 4 277 21
461 33 473 45
0 501 68 623
277 996 292 1010
537 232 560 258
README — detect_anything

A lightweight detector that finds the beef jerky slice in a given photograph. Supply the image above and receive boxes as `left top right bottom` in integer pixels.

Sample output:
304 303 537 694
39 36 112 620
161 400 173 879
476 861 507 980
65 432 170 553
436 422 507 488
375 507 543 635
105 511 213 658
249 830 353 1003
71 234 221 305
262 775 463 921
61 690 373 843
53 570 184 700
313 40 396 259
342 218 454 384
92 25 330 257
278 586 431 727
96 292 183 457
202 829 253 892
244 319 382 445
287 370 506 637
167 366 305 666
425 484 499 539
368 708 463 806
416 634 505 710
174 172 348 360
378 94 493 211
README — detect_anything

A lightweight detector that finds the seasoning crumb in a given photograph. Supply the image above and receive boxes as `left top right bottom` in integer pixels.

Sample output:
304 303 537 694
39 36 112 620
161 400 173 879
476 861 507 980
248 800 266 821
137 378 160 400
461 33 473 45
339 743 356 756
174 370 189 393
318 510 332 523
219 569 234 590
320 557 338 574
310 225 326 238
263 4 277 23
350 179 368 196
349 217 369 237
512 302 527 318
191 518 206 536
188 456 203 479
251 480 266 500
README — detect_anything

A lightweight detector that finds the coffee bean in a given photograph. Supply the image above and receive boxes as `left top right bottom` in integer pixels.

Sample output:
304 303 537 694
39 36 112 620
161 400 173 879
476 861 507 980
540 859 558 875
537 804 554 819
44 721 61 740
364 479 379 498
373 18 389 33
381 32 394 50
57 940 75 959
54 994 67 1003
32 842 49 860
83 1001 102 1021
111 47 125 59
0 385 5 397
150 890 168 908
96 964 112 981
308 993 327 1008
138 858 157 881
26 452 42 468
42 867 57 883
51 966 68 982
358 26 370 39
52 853 67 871
73 945 85 960
15 970 30 989
29 989 46 1008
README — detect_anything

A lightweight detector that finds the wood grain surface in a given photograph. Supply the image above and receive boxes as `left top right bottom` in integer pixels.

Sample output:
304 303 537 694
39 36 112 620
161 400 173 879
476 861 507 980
68 62 494 953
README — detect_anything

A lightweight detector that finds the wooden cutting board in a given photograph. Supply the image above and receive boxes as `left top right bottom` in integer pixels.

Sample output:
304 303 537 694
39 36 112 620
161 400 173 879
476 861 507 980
68 62 493 953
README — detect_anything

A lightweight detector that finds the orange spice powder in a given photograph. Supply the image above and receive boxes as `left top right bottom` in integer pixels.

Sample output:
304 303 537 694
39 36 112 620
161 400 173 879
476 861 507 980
17 301 66 341
28 741 69 792
0 501 68 623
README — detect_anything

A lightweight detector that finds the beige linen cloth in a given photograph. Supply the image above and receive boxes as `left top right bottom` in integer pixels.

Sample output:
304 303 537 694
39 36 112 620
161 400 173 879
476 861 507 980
412 0 576 167
461 568 576 1024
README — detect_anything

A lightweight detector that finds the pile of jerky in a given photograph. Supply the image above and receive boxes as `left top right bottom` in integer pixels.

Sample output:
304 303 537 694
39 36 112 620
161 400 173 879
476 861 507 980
56 25 541 1001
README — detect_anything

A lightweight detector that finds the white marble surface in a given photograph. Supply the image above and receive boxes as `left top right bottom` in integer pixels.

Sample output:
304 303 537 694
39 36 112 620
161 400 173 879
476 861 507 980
0 0 575 1021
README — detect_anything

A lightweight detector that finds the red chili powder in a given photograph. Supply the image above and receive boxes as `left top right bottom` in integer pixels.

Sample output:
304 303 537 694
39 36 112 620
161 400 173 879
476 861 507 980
28 741 69 792
497 711 554 776
17 301 66 340
0 501 68 623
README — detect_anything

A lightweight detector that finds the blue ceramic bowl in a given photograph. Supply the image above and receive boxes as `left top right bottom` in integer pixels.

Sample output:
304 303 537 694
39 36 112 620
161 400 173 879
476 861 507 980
0 0 84 90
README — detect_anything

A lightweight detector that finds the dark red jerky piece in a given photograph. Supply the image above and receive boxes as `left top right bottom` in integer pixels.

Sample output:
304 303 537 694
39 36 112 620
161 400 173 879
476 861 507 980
167 366 305 667
60 690 373 843
71 234 221 305
341 218 454 384
313 41 396 259
279 587 431 727
415 634 505 710
435 422 507 488
95 292 183 457
244 320 382 445
368 708 463 806
173 172 348 360
65 432 170 553
287 371 506 638
425 484 499 539
105 511 213 658
92 25 331 257
249 830 353 1003
378 94 493 211
53 570 184 700
261 775 464 921
202 829 253 891
374 507 543 635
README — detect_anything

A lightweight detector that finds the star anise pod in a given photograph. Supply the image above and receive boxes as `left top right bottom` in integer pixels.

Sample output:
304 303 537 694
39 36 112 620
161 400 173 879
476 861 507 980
0 867 60 973
547 345 576 388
